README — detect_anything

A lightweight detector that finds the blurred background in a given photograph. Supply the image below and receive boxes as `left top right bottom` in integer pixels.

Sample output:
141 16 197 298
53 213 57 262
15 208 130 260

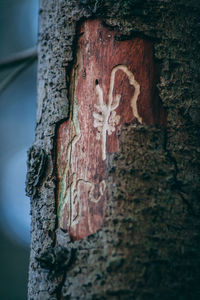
0 0 39 299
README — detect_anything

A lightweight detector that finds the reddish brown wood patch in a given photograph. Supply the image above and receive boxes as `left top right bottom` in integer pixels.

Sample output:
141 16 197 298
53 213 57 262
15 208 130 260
57 19 166 240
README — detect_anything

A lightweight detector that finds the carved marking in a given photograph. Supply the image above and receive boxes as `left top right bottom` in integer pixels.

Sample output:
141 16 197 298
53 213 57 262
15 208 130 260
93 65 141 160
58 98 106 231
57 19 166 240
57 99 81 229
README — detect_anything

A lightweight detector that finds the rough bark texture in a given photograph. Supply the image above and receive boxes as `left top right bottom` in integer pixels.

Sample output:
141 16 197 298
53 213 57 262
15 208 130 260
27 1 200 299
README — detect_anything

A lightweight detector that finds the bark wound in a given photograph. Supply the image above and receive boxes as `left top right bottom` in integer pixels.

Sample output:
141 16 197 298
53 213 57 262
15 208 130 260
56 19 166 240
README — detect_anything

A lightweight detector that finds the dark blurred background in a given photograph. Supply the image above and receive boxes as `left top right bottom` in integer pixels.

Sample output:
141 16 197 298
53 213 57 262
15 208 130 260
0 0 39 299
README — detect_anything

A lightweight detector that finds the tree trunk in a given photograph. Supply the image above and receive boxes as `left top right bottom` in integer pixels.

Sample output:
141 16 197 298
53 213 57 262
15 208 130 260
27 1 200 299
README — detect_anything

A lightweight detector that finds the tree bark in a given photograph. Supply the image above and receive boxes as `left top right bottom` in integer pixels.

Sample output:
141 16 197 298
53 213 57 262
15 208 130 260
27 1 200 299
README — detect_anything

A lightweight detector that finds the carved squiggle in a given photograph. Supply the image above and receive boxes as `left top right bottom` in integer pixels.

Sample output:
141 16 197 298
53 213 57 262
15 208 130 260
60 177 106 228
59 64 140 229
88 180 106 203
58 99 81 227
93 65 141 161
93 79 121 161
58 98 106 229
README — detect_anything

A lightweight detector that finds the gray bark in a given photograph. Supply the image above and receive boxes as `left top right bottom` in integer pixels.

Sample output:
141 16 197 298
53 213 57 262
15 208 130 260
27 1 200 299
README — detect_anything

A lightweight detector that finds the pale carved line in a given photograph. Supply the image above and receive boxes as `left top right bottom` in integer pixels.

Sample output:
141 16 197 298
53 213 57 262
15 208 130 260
93 65 141 161
58 99 81 228
58 98 106 229
88 180 106 203
69 179 106 225
59 65 141 228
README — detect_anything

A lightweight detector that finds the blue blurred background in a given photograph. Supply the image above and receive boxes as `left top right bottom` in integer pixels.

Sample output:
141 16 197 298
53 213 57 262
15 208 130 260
0 0 39 299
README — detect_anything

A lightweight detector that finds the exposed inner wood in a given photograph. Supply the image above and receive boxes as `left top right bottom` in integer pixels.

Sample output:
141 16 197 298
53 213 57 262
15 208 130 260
56 19 166 240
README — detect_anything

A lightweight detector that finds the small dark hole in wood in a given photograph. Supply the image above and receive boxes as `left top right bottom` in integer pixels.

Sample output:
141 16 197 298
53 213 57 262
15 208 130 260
95 79 99 85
